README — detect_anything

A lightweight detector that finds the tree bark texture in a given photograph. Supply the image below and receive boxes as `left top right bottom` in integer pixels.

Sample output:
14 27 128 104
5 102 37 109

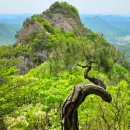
61 84 112 130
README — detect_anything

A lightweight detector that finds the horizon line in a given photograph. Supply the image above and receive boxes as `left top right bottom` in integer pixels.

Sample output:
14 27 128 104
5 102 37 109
0 13 130 17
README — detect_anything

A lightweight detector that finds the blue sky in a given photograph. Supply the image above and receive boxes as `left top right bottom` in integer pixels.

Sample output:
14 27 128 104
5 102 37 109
0 0 130 15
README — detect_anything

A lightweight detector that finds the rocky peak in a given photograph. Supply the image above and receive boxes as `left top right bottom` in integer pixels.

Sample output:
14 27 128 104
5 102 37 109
43 2 87 34
15 2 88 74
16 2 87 45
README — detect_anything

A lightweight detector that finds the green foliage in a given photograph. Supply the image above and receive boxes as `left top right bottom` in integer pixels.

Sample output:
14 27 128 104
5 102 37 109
0 44 33 85
42 21 55 34
23 18 34 27
0 2 130 130
108 64 129 84
48 33 120 73
0 62 130 129
115 42 130 62
78 80 130 130
32 56 39 63
4 104 48 130
0 62 85 129
45 2 79 18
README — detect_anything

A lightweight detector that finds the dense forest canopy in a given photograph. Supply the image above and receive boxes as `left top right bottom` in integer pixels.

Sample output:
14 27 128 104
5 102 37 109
0 2 130 130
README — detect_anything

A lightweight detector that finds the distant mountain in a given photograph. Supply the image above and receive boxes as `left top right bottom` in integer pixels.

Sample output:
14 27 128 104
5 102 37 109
80 14 130 42
0 14 32 45
0 23 20 44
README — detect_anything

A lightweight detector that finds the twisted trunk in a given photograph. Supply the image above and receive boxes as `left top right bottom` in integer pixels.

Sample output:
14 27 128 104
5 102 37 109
61 84 112 130
61 64 112 130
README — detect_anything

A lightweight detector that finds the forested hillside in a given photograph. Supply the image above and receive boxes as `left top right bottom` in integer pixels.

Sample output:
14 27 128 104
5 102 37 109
0 2 130 130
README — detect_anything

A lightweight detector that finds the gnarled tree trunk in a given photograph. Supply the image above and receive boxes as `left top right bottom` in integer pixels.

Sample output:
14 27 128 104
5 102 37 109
61 84 112 130
61 63 112 129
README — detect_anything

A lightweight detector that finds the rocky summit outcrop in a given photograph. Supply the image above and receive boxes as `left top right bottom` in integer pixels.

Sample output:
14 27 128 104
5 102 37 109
16 2 87 45
43 2 87 35
15 2 88 74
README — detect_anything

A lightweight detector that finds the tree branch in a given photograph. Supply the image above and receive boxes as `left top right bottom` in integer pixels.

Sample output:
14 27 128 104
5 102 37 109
77 63 106 89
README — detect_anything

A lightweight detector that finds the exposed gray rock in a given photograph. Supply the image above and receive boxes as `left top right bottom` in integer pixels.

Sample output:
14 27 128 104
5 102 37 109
18 50 48 74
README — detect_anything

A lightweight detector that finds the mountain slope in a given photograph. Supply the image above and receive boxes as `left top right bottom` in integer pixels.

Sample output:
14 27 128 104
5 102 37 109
16 2 88 45
14 2 122 75
0 2 129 129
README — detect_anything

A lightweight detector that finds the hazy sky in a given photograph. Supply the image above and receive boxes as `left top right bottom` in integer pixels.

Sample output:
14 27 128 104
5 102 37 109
0 0 130 15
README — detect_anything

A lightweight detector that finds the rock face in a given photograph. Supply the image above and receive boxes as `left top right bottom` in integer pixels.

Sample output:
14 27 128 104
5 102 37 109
18 50 48 75
15 2 88 74
47 13 74 32
43 2 88 35
18 56 33 75
16 22 42 44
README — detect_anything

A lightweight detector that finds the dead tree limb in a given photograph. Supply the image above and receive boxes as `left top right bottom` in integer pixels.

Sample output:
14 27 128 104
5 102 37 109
61 84 112 130
77 63 106 89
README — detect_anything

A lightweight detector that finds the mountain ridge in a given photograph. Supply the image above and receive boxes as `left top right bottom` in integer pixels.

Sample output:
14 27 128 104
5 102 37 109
0 2 130 130
1 14 130 45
